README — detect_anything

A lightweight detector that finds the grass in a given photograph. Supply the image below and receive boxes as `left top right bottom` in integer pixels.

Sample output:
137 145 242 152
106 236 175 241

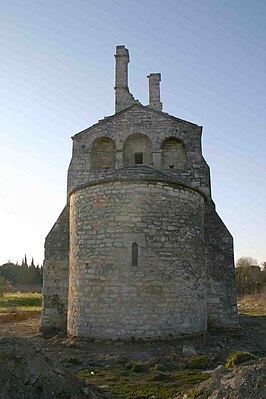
187 387 208 399
186 355 215 370
76 294 266 398
0 292 42 322
237 294 266 316
226 351 258 369
78 361 209 399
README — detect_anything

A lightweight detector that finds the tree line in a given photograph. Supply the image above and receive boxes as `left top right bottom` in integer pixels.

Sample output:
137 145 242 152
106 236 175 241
236 257 266 296
0 255 43 287
1 254 266 297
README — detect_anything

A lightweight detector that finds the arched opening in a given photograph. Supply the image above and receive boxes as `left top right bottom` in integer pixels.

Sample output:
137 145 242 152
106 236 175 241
90 137 115 171
161 137 187 170
123 133 152 167
131 242 138 267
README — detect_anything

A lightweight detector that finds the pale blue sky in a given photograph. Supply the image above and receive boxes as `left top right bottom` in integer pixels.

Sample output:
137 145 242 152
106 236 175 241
0 0 265 265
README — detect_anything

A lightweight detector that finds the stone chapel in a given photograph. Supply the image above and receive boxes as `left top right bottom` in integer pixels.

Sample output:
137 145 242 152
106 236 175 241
40 45 239 338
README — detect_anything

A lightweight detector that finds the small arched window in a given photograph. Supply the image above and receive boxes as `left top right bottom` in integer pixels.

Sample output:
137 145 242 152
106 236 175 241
123 133 152 167
131 242 138 267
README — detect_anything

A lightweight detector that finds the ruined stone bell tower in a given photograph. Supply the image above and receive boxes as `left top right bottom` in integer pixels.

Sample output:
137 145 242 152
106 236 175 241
41 45 238 338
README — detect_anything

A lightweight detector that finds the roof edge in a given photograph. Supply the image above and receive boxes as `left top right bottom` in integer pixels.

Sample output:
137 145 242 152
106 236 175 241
72 104 201 139
67 173 208 202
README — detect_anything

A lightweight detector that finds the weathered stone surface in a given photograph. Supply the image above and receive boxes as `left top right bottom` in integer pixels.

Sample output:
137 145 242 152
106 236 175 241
114 45 140 112
41 45 238 338
205 201 238 329
41 205 69 334
183 358 266 399
68 179 207 338
0 338 107 399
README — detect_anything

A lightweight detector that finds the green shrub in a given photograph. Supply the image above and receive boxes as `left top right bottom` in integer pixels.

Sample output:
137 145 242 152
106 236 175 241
131 362 147 373
145 357 161 368
226 351 258 368
116 355 129 365
153 363 167 371
149 371 171 381
186 355 211 370
187 388 208 398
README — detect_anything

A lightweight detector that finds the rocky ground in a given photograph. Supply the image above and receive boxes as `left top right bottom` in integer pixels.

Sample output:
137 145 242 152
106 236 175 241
174 358 266 399
0 337 107 399
0 313 265 398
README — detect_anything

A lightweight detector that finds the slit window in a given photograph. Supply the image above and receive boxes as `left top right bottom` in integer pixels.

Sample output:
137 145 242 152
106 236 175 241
131 242 138 267
134 152 143 164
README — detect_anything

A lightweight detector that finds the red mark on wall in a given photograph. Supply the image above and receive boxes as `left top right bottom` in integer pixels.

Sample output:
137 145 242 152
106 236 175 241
92 193 108 209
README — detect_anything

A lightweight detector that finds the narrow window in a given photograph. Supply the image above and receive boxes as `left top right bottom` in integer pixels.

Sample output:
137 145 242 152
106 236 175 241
131 242 138 267
169 164 174 169
134 152 143 164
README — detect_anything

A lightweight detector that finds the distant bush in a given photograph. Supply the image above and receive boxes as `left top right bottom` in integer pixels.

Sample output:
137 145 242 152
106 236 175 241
0 277 13 296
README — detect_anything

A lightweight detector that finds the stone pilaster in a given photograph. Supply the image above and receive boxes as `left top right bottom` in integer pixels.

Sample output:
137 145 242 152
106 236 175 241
152 150 162 168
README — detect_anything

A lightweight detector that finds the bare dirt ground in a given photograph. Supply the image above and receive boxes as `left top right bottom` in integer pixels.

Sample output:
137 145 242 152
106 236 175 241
0 308 266 399
0 313 265 366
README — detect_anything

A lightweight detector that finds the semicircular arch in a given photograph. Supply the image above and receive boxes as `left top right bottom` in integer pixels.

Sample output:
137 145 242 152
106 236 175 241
90 137 115 171
123 133 152 167
161 137 187 170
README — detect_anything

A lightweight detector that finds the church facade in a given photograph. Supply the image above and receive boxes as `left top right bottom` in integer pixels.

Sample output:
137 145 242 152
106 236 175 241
41 46 238 338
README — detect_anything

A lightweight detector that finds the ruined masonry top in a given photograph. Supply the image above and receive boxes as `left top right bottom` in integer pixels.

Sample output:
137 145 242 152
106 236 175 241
115 45 162 113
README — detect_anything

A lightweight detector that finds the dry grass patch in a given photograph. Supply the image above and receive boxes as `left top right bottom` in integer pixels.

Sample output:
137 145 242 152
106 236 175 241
0 293 42 323
237 293 266 316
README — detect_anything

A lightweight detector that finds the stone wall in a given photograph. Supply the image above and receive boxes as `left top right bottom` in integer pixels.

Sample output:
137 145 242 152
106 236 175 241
161 137 187 170
40 205 69 334
68 179 207 339
67 104 210 197
114 45 140 112
147 73 162 111
91 137 115 170
123 133 152 166
205 201 238 329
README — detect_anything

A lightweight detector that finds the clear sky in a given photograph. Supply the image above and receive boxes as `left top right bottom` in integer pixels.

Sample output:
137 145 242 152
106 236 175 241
0 0 265 266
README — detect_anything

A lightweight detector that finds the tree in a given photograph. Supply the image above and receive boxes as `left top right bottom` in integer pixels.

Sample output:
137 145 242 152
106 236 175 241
0 262 18 284
235 257 263 295
0 276 12 296
18 254 29 284
0 256 43 286
236 266 262 295
236 257 259 268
